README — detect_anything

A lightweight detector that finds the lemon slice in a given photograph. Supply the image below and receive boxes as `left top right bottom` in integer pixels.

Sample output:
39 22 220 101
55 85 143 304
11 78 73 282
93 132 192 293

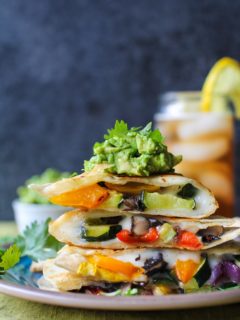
201 57 240 118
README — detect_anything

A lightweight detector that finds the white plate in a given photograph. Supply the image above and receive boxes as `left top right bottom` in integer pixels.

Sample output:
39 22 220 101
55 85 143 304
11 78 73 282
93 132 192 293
0 280 240 310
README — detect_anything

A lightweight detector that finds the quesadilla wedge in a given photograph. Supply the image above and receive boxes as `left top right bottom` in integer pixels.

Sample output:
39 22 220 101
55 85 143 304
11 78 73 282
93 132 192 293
30 164 218 219
40 243 240 294
49 209 240 251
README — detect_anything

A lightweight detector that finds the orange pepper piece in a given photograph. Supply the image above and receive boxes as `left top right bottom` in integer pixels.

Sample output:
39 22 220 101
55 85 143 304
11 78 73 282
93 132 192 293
50 184 109 209
175 259 199 284
90 255 143 278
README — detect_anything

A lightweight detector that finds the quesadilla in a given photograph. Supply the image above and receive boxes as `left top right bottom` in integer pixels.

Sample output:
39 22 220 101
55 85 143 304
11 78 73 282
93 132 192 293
30 164 218 219
39 243 240 294
49 209 240 250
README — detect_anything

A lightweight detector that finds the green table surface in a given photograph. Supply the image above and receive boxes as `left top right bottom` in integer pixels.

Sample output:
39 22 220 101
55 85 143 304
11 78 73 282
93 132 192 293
0 221 240 320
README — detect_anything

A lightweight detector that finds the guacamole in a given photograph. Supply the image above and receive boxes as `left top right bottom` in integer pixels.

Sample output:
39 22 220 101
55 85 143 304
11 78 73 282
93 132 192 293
17 168 76 204
84 121 182 176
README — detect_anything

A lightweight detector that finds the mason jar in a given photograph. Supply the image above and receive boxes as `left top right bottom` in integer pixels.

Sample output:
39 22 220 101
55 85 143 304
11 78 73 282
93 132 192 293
154 91 235 217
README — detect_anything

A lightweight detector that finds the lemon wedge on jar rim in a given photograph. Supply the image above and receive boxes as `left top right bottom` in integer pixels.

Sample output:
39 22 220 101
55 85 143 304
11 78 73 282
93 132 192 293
201 57 240 118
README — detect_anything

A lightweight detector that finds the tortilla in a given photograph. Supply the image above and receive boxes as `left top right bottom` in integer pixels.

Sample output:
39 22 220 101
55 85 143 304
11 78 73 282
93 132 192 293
49 209 240 250
40 258 87 292
30 164 218 218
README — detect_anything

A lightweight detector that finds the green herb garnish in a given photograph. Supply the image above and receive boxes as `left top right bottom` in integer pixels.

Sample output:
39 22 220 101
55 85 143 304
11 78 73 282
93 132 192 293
0 244 21 274
15 219 63 261
100 287 139 296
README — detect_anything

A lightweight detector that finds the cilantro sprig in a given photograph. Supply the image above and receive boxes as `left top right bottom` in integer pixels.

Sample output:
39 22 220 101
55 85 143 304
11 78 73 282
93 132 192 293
0 219 63 276
104 120 131 139
15 219 63 262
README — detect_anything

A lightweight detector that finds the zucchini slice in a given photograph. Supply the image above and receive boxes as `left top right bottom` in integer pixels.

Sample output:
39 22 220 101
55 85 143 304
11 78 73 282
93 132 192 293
81 225 122 242
86 216 123 225
144 193 195 210
193 257 211 287
235 255 240 262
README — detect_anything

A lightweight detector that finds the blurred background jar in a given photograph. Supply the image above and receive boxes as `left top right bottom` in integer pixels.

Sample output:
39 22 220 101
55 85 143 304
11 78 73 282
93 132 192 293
154 91 235 217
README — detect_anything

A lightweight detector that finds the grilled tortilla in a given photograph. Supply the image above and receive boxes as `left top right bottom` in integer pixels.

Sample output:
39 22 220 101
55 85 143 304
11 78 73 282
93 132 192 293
49 209 240 251
30 165 218 219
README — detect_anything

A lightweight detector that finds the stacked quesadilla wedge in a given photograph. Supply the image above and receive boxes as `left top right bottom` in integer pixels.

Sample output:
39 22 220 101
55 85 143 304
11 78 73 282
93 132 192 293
31 122 240 295
39 242 240 294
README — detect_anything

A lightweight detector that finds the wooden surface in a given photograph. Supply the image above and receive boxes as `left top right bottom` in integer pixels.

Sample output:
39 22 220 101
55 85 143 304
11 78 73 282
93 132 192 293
0 221 240 320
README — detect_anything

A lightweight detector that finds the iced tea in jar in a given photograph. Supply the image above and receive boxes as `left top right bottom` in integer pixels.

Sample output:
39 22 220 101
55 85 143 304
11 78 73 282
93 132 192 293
154 91 234 217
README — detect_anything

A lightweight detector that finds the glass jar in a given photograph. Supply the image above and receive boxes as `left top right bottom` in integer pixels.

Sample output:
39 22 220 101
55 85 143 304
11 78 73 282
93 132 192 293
154 91 235 217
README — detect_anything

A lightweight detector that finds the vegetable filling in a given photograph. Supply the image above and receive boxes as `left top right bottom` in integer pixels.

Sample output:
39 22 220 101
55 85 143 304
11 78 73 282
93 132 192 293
80 215 227 248
75 252 240 295
52 182 199 211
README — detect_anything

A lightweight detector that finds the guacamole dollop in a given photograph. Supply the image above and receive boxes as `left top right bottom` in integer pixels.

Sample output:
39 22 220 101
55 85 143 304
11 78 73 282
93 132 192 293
17 168 76 204
84 121 182 176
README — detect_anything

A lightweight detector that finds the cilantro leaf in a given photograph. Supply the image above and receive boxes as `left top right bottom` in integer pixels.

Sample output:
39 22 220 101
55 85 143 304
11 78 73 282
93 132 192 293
123 288 139 296
104 120 129 139
139 122 152 135
100 288 139 296
15 219 63 262
0 244 21 273
150 129 164 144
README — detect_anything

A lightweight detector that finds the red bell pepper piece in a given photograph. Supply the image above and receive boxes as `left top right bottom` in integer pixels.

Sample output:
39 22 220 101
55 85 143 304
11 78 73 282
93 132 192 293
177 230 203 250
116 230 137 244
140 227 159 242
116 227 159 244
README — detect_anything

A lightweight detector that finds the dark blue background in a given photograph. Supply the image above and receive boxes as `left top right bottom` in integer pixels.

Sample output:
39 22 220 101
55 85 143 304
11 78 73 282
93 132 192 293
1 0 240 219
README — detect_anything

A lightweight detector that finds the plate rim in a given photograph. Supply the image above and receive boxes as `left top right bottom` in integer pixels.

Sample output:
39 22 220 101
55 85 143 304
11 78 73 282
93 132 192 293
0 279 240 310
